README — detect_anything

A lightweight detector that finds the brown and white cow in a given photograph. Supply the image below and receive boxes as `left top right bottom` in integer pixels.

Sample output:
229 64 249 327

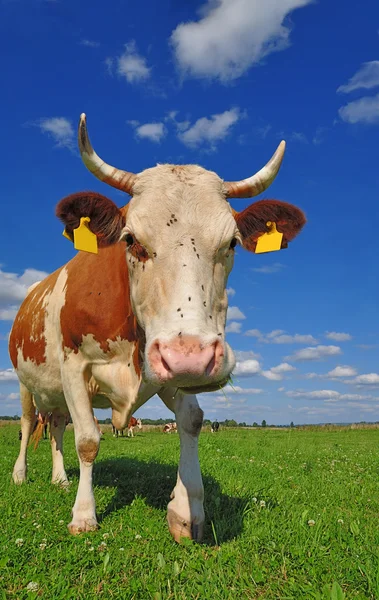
163 422 177 434
112 416 142 437
8 114 306 542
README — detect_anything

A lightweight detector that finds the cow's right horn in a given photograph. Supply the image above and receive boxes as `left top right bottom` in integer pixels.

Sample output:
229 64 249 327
78 113 137 195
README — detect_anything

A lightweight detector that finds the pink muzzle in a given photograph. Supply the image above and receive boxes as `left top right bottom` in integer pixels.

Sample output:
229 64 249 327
148 335 224 383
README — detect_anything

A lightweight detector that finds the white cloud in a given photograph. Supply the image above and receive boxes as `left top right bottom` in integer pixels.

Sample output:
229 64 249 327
327 366 357 378
226 306 246 321
270 333 318 345
170 0 312 82
0 369 18 383
234 350 261 361
233 359 261 377
286 345 342 362
325 331 352 342
243 329 318 345
116 41 151 83
129 122 166 143
262 362 295 381
0 307 18 320
221 385 263 395
286 389 377 402
244 329 262 338
338 94 379 125
80 39 100 48
338 61 379 93
225 321 242 334
178 108 240 149
226 287 236 297
271 363 296 374
266 329 285 339
261 370 282 381
38 117 74 149
251 263 285 274
0 268 48 321
351 373 379 385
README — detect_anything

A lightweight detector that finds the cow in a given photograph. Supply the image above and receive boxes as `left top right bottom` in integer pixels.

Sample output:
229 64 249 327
163 422 177 434
211 421 220 433
112 417 142 437
8 113 306 542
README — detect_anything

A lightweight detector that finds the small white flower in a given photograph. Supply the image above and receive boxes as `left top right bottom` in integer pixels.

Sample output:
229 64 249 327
102 533 109 539
338 519 344 524
15 538 24 547
259 500 266 508
26 582 39 592
135 534 142 539
59 520 64 525
252 497 257 503
119 547 125 551
308 519 316 527
88 546 94 552
39 543 47 550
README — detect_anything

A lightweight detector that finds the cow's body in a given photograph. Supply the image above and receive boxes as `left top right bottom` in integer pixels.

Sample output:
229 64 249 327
163 422 177 434
112 417 142 437
211 421 220 433
9 114 305 542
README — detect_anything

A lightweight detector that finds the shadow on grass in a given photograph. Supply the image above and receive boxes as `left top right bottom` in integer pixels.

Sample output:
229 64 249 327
67 457 246 545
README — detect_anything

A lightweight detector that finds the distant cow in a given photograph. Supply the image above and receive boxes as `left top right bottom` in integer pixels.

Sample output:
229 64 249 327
211 421 220 433
112 417 142 438
8 113 305 542
163 422 177 434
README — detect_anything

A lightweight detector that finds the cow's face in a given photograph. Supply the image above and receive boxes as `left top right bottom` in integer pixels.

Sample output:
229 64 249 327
123 165 238 391
57 114 306 393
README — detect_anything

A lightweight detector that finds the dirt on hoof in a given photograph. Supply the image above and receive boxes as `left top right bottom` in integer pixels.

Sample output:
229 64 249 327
167 508 204 543
67 520 98 535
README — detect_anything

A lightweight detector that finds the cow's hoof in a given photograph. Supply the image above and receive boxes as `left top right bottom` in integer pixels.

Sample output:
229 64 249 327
167 508 204 543
68 519 98 535
12 470 26 484
52 476 70 489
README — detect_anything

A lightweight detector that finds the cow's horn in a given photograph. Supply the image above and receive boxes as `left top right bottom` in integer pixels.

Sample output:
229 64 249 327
224 141 286 198
78 113 137 195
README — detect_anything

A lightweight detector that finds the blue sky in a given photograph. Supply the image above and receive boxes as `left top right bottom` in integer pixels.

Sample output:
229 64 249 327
1 0 379 425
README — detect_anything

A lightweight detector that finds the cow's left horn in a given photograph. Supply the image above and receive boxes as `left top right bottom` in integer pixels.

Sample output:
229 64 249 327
78 113 137 195
224 141 286 198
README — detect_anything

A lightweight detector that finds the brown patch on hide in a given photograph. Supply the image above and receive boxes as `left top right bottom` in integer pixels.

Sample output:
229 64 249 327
234 199 306 253
60 243 142 376
9 269 63 367
78 438 99 464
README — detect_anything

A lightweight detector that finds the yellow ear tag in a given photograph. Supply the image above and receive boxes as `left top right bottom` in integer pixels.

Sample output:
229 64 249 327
254 221 283 254
73 217 98 254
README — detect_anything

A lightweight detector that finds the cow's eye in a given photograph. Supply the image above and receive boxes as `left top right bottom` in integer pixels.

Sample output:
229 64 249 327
229 237 237 249
125 233 134 246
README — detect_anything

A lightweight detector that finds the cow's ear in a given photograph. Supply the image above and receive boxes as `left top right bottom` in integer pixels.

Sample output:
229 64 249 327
234 199 306 253
56 192 125 247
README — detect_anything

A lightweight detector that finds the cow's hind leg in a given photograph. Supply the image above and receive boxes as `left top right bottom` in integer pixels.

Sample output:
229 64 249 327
50 412 69 486
12 383 36 484
62 363 100 534
159 390 205 543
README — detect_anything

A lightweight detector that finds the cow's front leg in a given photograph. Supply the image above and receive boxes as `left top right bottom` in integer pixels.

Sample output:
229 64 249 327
62 364 100 534
159 390 204 542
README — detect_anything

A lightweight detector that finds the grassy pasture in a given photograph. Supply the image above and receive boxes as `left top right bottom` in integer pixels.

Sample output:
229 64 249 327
1 424 379 599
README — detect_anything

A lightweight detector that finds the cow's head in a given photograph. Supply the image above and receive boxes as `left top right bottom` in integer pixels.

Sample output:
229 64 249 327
57 114 306 394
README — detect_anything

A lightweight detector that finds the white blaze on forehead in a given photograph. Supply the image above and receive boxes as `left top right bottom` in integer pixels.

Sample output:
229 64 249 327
128 164 237 249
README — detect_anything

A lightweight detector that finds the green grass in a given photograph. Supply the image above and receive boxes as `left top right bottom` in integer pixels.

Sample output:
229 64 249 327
1 424 379 599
